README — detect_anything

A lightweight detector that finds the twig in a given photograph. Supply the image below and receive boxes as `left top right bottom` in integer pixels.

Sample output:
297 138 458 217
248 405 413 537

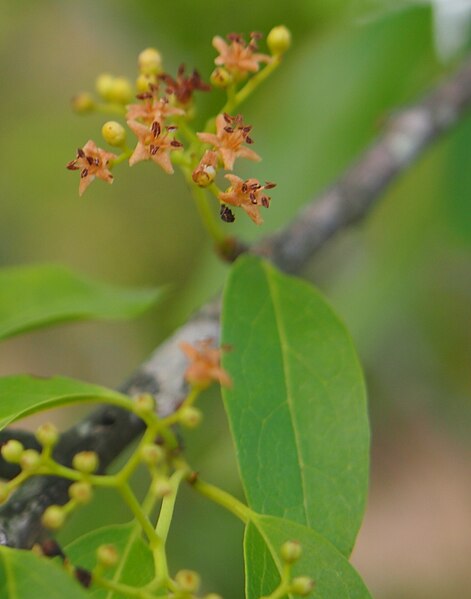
1 53 471 548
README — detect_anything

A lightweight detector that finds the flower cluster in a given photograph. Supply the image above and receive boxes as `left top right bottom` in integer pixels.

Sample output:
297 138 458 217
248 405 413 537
67 27 290 240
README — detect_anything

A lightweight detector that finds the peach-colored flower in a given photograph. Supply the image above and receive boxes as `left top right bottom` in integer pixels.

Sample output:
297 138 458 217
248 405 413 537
180 339 232 389
126 86 185 125
66 140 116 196
219 174 276 225
127 120 183 174
213 32 271 77
197 113 260 170
159 64 210 105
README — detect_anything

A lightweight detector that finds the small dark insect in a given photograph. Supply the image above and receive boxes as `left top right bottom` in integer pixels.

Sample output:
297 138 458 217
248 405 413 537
220 204 235 223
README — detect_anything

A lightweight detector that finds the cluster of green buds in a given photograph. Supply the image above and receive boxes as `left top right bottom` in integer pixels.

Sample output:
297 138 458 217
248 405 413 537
66 26 291 254
260 541 315 599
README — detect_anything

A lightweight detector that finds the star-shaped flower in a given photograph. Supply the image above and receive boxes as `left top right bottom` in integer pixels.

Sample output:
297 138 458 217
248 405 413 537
219 174 276 225
126 85 185 125
197 113 260 171
127 120 183 173
159 64 210 105
213 32 271 78
180 339 232 389
66 140 116 196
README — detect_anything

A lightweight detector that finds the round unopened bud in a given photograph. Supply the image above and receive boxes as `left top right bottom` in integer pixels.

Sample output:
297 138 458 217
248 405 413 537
42 505 66 530
175 569 201 593
101 121 126 147
290 576 315 596
20 449 41 472
280 540 302 563
96 73 115 101
267 25 292 56
0 482 10 504
136 73 156 93
69 481 93 504
178 406 203 429
72 451 99 474
140 443 165 466
138 48 163 75
97 544 119 568
192 164 216 187
35 422 59 448
204 595 223 599
210 67 233 88
1 440 24 463
152 477 172 498
108 77 133 104
134 394 155 416
72 92 95 114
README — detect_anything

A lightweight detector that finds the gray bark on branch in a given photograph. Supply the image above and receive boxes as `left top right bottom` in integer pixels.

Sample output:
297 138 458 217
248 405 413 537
1 53 471 549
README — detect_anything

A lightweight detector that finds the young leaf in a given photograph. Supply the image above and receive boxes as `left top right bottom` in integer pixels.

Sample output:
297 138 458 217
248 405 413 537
0 546 89 598
0 263 163 341
221 255 369 556
245 514 372 599
65 522 154 598
0 375 129 430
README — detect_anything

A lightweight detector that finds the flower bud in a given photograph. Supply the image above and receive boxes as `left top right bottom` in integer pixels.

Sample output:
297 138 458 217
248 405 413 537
290 576 315 596
267 25 292 56
35 422 59 448
152 477 172 498
69 481 93 504
42 505 66 530
204 595 223 599
136 73 156 93
72 451 99 474
175 569 201 593
0 482 10 504
20 449 41 472
280 540 302 563
138 48 163 75
101 121 126 147
108 77 133 104
178 406 203 429
192 150 218 187
96 73 115 101
140 443 165 466
97 544 119 568
210 67 233 88
71 92 95 114
1 440 24 463
134 394 155 416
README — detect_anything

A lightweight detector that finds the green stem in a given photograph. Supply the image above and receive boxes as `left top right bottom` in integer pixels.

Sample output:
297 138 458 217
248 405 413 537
190 181 227 247
155 468 187 542
109 148 132 168
119 483 161 548
191 477 252 524
94 572 163 599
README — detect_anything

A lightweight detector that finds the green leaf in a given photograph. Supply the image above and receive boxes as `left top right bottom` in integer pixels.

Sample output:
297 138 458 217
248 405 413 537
66 522 154 598
245 514 372 599
0 546 89 598
0 263 163 341
221 255 369 556
0 375 129 430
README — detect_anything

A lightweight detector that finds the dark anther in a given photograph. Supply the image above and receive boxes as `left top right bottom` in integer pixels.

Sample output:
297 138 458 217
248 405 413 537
249 192 257 204
265 181 277 189
41 539 66 560
223 113 232 123
136 91 153 100
224 126 234 134
261 196 270 208
246 136 253 144
151 121 161 137
75 567 93 589
220 204 235 223
77 148 85 158
80 168 88 178
171 140 183 147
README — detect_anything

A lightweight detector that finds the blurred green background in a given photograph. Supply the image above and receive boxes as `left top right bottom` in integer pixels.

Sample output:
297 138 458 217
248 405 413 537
1 1 470 597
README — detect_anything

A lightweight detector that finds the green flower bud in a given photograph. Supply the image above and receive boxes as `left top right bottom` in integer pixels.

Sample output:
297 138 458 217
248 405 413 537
96 73 115 101
97 544 119 568
134 394 155 416
108 77 133 104
72 451 99 474
71 92 95 114
290 576 315 596
35 422 59 448
280 540 302 563
69 481 93 504
1 440 24 463
210 67 233 88
138 48 163 75
42 505 66 530
178 406 203 429
267 25 292 56
136 73 156 93
140 443 165 466
101 121 126 147
20 449 41 472
152 477 172 498
175 569 201 593
0 482 10 504
204 595 223 599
